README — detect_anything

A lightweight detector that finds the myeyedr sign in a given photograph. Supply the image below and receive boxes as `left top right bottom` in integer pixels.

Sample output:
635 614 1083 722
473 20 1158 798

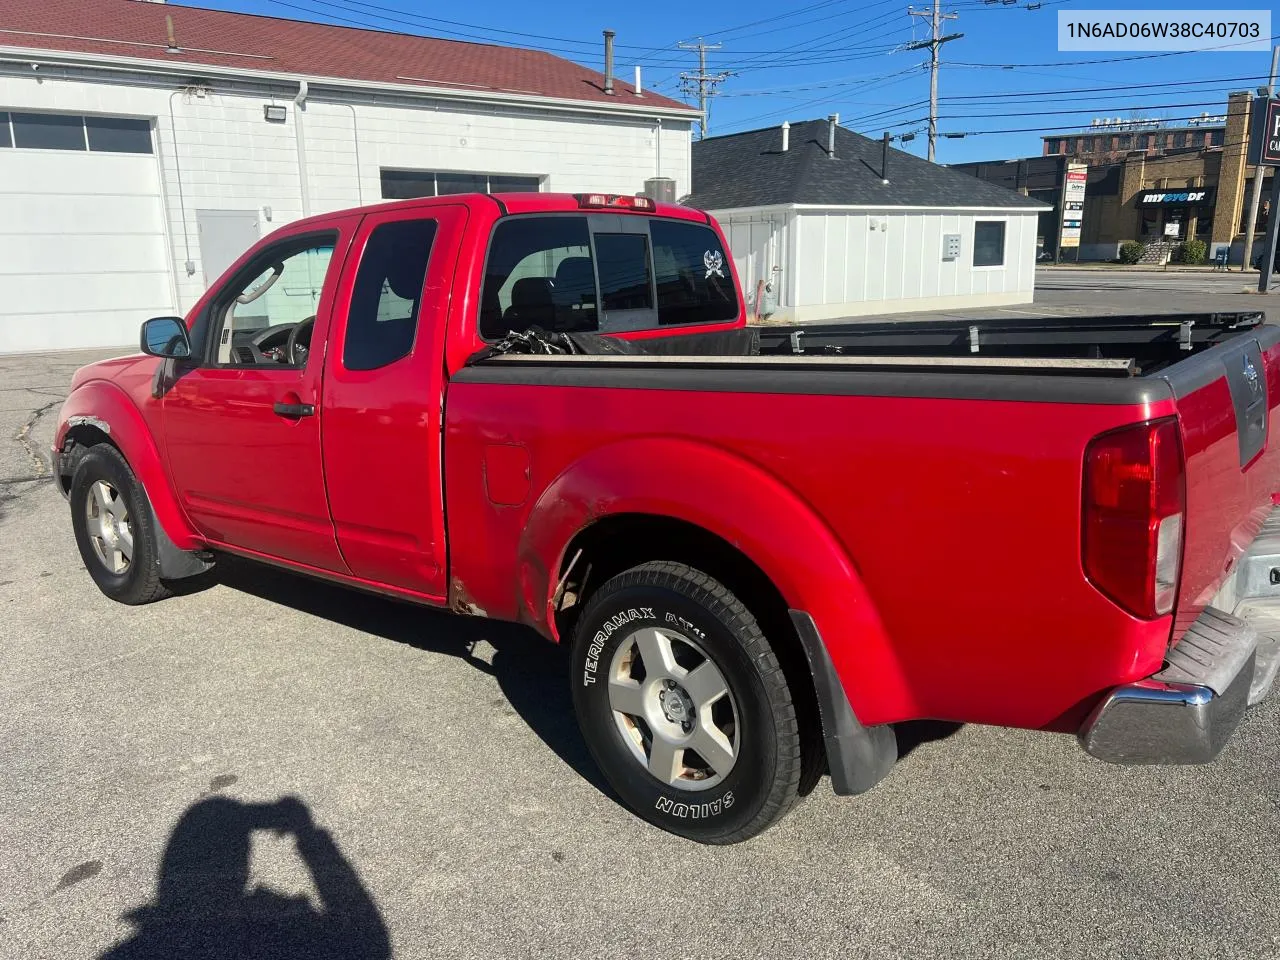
1249 98 1280 167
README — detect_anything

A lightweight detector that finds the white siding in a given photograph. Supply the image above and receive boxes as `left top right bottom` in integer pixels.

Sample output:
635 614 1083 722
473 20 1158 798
743 206 1039 321
0 65 693 351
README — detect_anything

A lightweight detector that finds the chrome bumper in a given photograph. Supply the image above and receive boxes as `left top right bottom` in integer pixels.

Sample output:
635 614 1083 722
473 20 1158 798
1079 607 1259 764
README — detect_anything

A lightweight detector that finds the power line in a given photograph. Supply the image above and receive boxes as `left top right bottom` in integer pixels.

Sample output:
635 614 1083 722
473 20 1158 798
683 0 898 43
951 32 1280 67
725 64 926 129
940 111 1250 136
937 73 1273 101
932 98 1232 120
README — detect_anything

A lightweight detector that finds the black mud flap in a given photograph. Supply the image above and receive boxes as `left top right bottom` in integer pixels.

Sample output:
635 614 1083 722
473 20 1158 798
789 610 898 795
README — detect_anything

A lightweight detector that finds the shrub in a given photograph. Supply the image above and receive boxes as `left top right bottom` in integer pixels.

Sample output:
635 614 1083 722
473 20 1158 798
1119 240 1143 264
1178 239 1207 265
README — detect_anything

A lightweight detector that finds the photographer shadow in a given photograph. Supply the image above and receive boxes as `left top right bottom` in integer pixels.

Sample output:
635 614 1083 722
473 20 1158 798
102 795 389 960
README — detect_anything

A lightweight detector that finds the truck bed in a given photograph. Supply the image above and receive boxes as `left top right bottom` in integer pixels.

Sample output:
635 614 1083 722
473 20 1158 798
753 311 1266 378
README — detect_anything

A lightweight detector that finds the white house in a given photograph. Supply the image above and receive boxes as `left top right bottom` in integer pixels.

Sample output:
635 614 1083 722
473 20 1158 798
689 119 1048 322
0 0 697 353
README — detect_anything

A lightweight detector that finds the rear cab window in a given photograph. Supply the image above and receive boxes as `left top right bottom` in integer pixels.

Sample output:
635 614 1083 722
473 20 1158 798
479 214 737 340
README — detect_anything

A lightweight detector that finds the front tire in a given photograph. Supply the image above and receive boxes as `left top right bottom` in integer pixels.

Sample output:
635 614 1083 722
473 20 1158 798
69 444 172 605
570 561 802 843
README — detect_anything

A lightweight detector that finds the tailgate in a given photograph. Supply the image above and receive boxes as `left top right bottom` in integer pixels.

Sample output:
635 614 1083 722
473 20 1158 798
1168 324 1280 638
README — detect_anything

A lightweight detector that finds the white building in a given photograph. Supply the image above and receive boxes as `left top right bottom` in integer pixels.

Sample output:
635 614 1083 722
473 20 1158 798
689 119 1047 323
0 0 697 353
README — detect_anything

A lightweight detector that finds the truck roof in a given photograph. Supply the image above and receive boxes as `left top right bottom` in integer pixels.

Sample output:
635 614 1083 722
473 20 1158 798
288 192 710 230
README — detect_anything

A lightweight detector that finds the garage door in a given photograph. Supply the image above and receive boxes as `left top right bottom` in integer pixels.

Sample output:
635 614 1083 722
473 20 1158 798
0 111 174 353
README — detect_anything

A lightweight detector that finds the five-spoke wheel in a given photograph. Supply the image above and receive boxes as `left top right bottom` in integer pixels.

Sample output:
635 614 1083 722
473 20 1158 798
571 561 803 843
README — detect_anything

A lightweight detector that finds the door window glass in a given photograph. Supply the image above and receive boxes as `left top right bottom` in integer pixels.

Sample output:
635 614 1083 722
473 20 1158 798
213 237 336 366
344 219 438 371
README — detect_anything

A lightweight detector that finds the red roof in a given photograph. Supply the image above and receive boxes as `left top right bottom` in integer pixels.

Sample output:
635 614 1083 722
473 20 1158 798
0 0 693 113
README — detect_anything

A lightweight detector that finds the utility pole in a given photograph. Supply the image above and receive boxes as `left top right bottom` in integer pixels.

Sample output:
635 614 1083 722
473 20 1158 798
679 38 731 139
907 1 962 162
1242 44 1280 272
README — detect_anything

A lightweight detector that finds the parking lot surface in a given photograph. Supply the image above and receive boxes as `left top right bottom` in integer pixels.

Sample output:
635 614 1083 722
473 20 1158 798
4 283 1280 958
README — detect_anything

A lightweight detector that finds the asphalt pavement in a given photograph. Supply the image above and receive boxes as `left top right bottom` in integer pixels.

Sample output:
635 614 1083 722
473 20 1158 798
4 279 1280 959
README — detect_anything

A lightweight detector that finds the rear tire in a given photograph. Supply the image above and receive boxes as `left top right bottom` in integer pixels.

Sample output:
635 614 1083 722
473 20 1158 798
69 445 172 605
570 561 802 844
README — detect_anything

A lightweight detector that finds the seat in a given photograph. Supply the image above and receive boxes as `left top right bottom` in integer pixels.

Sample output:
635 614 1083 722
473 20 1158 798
502 276 556 333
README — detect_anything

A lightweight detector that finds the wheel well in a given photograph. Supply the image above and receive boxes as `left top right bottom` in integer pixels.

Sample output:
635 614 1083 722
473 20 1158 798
555 514 823 779
58 424 117 494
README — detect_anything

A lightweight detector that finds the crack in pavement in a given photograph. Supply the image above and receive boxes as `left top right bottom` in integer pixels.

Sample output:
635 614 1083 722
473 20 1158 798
14 400 58 480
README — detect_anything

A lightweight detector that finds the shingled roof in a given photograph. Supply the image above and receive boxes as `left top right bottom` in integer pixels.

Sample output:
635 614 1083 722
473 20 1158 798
688 119 1047 209
0 0 695 114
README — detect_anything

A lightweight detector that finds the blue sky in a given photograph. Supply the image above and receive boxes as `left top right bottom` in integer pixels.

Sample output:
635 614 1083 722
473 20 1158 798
194 0 1277 163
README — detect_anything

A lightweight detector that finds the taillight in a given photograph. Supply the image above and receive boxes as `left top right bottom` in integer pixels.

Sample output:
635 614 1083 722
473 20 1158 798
1082 417 1185 619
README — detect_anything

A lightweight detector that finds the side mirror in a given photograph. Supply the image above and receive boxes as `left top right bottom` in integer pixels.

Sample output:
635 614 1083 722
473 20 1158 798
140 317 191 359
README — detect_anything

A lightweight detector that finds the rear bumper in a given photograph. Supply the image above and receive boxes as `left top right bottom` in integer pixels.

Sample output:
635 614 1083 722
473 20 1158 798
1079 607 1259 764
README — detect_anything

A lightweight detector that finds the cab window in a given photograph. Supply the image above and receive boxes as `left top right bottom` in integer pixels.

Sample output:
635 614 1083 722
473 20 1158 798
480 217 596 339
344 219 437 371
650 220 738 326
479 215 738 340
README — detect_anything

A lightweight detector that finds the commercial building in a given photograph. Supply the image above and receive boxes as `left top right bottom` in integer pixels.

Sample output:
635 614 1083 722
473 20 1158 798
689 119 1046 322
0 0 697 353
957 92 1269 263
1042 115 1227 165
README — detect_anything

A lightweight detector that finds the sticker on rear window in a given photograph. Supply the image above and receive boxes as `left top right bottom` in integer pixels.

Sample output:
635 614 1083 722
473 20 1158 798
703 250 724 279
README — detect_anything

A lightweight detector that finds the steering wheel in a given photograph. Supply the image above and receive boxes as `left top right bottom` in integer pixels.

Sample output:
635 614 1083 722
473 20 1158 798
287 316 316 366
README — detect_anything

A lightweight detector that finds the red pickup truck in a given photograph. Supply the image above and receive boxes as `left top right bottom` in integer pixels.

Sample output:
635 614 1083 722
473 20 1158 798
54 192 1280 843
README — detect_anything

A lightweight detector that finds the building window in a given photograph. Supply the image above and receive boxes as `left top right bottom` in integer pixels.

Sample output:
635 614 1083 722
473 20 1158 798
973 221 1006 267
1209 129 1225 147
380 169 541 199
4 111 152 153
85 116 152 154
344 219 438 371
12 112 85 150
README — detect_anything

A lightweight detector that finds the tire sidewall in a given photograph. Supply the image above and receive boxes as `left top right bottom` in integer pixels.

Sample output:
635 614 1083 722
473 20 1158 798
69 447 156 602
571 577 781 840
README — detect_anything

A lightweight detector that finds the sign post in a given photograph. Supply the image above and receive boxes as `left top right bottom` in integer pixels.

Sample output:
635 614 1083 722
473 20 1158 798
1248 96 1280 291
1059 162 1087 261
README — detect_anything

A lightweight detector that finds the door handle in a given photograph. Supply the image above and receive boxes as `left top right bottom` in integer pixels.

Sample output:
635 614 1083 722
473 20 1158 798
273 401 315 418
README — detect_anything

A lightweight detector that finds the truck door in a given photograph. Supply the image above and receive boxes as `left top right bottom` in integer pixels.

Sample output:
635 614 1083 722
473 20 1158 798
162 218 359 572
320 204 468 600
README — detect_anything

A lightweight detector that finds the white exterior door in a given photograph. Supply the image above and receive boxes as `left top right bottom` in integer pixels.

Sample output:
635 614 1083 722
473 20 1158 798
724 218 777 317
0 151 173 353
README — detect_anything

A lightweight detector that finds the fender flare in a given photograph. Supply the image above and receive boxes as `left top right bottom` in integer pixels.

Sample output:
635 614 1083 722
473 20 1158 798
55 379 201 552
517 437 916 724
